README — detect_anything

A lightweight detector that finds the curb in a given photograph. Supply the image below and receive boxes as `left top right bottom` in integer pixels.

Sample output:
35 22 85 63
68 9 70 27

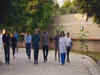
82 55 99 75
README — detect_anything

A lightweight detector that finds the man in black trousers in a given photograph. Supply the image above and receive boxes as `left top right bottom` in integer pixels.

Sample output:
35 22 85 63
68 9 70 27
41 31 49 63
2 30 10 64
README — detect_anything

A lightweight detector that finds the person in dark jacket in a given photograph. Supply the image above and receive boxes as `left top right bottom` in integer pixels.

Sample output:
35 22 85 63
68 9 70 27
41 31 49 63
32 29 40 64
14 32 19 54
11 33 17 59
2 30 11 64
54 31 60 62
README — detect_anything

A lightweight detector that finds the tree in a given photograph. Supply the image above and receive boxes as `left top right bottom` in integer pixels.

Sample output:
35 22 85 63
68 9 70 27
73 0 100 24
3 0 55 32
0 0 10 24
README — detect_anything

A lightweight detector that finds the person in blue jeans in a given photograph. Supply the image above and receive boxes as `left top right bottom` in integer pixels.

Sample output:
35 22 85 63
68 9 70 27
25 32 32 60
32 29 40 64
59 31 67 65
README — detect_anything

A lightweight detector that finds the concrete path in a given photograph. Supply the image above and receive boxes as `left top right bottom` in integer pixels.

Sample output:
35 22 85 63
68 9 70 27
0 49 92 75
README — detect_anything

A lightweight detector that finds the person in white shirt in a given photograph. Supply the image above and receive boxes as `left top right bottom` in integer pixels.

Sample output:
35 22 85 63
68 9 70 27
66 32 72 63
0 30 3 49
59 31 67 65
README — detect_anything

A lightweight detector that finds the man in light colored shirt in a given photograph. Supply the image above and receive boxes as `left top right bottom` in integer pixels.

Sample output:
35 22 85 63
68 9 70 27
25 32 32 60
66 32 72 63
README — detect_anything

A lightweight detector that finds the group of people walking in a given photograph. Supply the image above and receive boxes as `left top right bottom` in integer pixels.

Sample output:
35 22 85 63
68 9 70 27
54 31 72 65
0 30 18 64
0 29 72 65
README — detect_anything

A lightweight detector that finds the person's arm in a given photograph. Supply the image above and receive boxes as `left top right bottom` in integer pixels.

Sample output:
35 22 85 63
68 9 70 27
2 35 5 45
70 38 73 49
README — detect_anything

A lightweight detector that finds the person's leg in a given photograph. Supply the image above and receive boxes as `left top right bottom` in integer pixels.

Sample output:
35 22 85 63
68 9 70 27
45 45 48 62
55 47 57 61
42 46 46 62
26 44 28 57
12 46 15 59
63 52 66 64
34 48 39 64
61 53 66 65
4 45 7 64
61 53 63 64
16 42 19 53
7 45 10 64
58 50 60 63
28 43 31 59
67 47 70 63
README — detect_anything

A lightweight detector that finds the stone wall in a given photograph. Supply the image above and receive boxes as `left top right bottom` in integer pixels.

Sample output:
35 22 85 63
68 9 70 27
18 39 100 52
72 40 100 52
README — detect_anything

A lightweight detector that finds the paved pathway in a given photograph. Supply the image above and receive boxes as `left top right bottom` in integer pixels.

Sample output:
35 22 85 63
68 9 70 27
0 49 91 75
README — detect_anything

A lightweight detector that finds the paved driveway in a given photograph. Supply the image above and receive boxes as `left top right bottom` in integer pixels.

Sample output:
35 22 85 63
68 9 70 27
0 49 90 75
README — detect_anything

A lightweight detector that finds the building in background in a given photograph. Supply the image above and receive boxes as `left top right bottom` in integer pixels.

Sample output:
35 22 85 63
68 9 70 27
53 14 100 52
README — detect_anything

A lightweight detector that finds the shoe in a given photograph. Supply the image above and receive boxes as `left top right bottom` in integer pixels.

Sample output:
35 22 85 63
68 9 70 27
34 61 38 64
28 56 31 60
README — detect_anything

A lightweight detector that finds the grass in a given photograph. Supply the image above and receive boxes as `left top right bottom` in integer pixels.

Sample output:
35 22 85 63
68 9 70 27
71 50 100 62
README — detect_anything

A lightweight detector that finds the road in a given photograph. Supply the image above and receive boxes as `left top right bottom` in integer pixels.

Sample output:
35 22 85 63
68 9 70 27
0 49 90 75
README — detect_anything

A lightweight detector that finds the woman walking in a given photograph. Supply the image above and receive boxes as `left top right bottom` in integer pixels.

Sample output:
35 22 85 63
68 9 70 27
54 31 60 62
59 31 67 65
11 33 17 59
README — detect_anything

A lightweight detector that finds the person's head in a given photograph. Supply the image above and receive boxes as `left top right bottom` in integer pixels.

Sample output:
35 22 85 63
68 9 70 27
43 31 46 34
60 31 65 37
56 31 59 35
5 30 8 34
67 32 70 37
34 28 39 34
12 33 14 38
26 32 30 35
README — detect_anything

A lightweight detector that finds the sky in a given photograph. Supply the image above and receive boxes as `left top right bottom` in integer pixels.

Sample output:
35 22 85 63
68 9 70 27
57 0 65 7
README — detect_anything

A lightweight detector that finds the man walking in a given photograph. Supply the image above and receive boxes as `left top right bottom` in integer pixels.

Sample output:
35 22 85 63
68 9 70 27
14 32 19 53
66 32 72 63
2 30 11 64
41 31 49 63
32 29 40 64
11 33 17 59
54 31 60 62
25 32 32 60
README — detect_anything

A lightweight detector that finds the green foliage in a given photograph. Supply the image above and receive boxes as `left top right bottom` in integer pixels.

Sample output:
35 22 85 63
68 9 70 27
62 1 72 8
79 30 88 51
38 0 54 30
58 1 78 15
1 0 54 32
73 0 100 24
